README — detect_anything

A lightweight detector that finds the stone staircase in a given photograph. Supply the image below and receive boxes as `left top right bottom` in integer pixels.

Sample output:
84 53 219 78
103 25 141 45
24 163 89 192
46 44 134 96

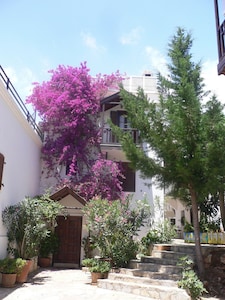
97 241 196 299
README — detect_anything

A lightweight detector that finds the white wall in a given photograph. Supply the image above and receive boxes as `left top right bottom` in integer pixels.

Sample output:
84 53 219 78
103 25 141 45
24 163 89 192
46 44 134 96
0 80 42 258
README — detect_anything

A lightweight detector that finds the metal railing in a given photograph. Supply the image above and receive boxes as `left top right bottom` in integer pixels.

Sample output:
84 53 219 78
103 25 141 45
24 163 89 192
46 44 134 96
0 65 43 140
101 127 139 144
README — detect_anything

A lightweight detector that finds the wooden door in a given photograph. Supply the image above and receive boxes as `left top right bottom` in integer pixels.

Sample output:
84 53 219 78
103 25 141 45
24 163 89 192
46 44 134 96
54 216 82 268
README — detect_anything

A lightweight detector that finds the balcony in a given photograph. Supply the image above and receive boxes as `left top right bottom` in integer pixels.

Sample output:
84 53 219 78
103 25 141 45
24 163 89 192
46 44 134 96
216 20 225 75
101 127 139 145
214 0 225 75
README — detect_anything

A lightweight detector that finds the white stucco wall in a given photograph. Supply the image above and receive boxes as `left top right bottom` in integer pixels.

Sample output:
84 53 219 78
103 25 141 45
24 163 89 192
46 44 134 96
0 80 42 258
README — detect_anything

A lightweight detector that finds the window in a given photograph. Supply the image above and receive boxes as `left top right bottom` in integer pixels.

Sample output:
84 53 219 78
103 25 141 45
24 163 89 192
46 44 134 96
120 162 135 192
110 111 130 129
0 153 5 190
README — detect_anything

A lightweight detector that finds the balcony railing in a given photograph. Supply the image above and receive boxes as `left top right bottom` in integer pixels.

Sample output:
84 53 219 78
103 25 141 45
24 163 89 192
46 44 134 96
217 20 225 75
0 65 43 140
214 0 225 75
101 127 139 145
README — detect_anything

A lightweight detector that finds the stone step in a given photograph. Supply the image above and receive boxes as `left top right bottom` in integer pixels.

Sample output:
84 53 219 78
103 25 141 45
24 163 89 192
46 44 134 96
151 249 195 261
170 245 195 255
141 256 180 266
117 268 181 281
97 277 190 300
132 262 183 275
108 272 178 286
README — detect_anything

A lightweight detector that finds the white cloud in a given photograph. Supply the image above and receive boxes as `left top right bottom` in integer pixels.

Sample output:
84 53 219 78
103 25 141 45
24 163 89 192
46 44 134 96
120 27 143 45
4 67 18 85
145 46 168 76
202 60 225 103
81 32 105 52
3 66 37 100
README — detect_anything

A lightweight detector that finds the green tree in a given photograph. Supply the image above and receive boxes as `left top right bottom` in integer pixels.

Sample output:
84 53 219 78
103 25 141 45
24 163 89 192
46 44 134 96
203 96 225 230
111 28 212 278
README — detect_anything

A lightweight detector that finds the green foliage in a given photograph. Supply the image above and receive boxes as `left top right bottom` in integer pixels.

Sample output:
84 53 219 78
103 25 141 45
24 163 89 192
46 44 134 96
177 256 207 299
141 220 176 254
82 236 96 258
2 193 63 259
183 219 221 233
39 231 59 257
82 258 111 273
82 196 151 267
89 260 111 273
0 258 26 274
82 258 98 268
111 27 224 276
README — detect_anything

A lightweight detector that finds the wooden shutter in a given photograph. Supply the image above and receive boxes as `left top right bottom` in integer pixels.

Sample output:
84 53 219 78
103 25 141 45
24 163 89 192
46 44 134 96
0 153 5 190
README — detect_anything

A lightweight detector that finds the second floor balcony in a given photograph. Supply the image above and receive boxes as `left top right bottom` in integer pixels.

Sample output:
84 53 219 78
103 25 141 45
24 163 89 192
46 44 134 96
101 127 139 145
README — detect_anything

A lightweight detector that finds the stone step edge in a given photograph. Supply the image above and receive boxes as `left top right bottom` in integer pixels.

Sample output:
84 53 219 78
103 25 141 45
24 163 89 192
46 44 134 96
137 262 183 270
108 273 178 286
97 279 190 300
119 267 180 276
141 257 184 266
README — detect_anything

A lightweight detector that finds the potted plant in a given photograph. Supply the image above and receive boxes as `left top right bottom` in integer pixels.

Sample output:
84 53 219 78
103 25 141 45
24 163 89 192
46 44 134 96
2 194 63 282
89 260 111 283
0 257 26 287
38 231 59 267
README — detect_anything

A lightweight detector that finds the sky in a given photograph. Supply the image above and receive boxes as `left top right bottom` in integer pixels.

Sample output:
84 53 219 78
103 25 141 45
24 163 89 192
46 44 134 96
0 0 224 106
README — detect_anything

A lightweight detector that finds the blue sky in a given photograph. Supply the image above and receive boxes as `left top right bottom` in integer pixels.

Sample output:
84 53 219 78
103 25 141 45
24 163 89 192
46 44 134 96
0 0 224 103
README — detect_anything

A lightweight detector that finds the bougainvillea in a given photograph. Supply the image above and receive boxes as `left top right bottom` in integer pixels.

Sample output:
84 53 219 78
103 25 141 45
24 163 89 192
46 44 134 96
76 158 125 201
27 62 124 199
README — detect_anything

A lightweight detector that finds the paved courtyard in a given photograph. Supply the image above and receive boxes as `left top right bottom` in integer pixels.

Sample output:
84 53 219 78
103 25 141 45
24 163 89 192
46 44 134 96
0 268 152 300
0 268 221 300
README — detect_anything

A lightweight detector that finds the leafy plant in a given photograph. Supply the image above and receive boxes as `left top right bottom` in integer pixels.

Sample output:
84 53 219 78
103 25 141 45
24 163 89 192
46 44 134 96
82 258 98 268
0 258 26 274
39 231 59 258
141 220 176 254
82 236 96 258
82 196 151 268
89 260 111 273
177 256 207 299
2 193 63 259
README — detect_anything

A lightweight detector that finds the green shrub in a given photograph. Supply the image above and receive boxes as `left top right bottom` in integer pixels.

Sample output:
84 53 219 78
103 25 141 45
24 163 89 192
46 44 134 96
141 220 176 254
177 256 207 299
82 196 151 268
82 258 98 268
0 257 26 274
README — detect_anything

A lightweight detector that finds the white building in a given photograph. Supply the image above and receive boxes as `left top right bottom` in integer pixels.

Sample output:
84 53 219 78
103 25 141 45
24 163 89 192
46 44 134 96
0 67 186 266
0 66 42 258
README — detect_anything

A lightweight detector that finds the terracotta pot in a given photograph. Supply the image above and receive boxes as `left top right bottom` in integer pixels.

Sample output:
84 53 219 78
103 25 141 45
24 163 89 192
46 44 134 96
101 272 109 279
91 272 102 284
38 257 51 268
1 273 17 287
16 260 32 283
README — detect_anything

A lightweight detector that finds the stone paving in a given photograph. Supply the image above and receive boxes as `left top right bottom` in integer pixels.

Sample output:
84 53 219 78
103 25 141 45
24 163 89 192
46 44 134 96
0 268 221 300
0 268 153 300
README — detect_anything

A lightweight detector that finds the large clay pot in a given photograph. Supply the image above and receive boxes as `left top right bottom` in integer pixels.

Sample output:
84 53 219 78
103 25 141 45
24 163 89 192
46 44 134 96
1 273 17 287
16 260 32 283
38 257 51 268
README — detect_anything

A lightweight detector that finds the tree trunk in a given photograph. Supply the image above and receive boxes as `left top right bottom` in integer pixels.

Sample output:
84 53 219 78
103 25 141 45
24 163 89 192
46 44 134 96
189 186 205 279
219 190 225 231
